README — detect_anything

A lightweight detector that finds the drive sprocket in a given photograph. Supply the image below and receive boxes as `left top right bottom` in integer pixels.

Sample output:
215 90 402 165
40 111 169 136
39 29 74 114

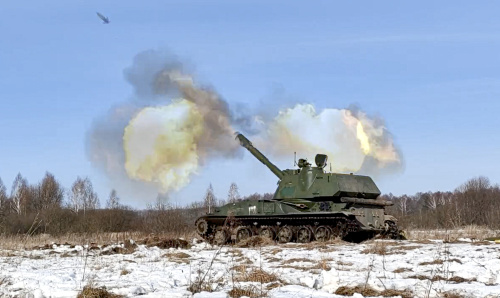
195 218 209 235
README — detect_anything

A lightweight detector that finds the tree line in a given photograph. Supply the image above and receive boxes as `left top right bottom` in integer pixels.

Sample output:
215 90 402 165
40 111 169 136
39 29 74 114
0 173 272 236
383 176 500 229
0 172 498 236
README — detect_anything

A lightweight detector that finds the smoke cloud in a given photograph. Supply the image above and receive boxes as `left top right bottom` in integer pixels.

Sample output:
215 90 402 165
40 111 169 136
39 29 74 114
87 49 240 196
87 49 403 200
253 104 402 175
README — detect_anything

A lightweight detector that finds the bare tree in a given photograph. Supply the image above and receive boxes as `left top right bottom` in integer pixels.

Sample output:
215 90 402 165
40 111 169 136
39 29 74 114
10 173 29 215
425 192 439 210
227 182 240 203
31 172 64 211
0 177 6 211
262 193 274 200
398 195 409 216
41 172 64 209
455 176 493 226
244 192 262 201
69 177 99 213
69 178 83 213
203 183 216 213
106 189 120 209
147 193 170 211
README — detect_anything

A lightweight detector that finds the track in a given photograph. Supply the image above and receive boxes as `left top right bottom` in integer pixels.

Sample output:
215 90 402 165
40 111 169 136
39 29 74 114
195 214 401 244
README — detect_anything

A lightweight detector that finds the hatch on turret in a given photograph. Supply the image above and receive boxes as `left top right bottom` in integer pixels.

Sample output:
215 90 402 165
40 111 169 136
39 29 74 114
315 154 328 168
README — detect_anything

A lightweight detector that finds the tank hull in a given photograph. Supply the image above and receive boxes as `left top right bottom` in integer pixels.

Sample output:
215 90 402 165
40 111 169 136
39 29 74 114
195 199 403 244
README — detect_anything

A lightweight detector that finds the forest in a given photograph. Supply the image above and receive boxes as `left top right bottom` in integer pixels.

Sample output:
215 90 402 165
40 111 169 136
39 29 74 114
0 173 499 237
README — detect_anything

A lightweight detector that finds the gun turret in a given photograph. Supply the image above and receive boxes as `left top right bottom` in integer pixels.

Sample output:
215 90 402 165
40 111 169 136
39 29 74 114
236 133 285 180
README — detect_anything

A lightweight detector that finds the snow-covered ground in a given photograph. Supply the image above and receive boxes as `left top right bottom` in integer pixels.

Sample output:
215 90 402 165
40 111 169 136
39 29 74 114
1 238 500 297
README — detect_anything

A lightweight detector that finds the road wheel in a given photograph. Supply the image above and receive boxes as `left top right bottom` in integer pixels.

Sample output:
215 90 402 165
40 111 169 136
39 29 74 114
315 226 331 242
277 226 293 243
213 228 229 245
259 226 276 240
331 220 346 239
297 226 312 243
236 226 252 243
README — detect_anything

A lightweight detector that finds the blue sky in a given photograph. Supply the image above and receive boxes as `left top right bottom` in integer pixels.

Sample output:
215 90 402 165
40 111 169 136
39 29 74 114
1 1 499 207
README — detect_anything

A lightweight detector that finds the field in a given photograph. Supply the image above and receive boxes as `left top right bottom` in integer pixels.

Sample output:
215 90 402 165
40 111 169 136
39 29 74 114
0 228 500 298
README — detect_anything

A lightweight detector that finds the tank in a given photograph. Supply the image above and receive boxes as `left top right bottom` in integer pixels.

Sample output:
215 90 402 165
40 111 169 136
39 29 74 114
195 133 405 244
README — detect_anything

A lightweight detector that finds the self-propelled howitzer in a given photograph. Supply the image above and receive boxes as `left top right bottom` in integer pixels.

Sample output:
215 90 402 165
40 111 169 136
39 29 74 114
195 133 404 244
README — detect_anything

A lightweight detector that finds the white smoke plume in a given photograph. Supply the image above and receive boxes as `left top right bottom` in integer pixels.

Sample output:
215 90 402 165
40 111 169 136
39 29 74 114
252 104 402 175
87 49 403 199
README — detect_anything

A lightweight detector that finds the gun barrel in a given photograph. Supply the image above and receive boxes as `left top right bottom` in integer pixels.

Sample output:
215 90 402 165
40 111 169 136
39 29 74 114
236 133 284 180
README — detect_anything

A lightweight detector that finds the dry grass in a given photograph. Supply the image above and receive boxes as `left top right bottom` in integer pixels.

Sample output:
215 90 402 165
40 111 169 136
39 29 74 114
23 254 44 260
390 245 422 252
163 251 191 264
280 243 300 249
77 285 123 298
230 265 284 294
246 269 279 283
0 276 11 287
439 290 467 298
314 258 333 271
0 232 195 250
419 258 462 265
393 267 413 273
447 276 477 283
236 268 279 283
265 257 281 263
231 264 251 273
233 255 253 265
419 259 444 266
335 285 413 298
407 225 500 242
60 251 75 258
268 248 282 255
187 282 213 294
448 258 463 264
413 239 434 244
236 236 275 248
305 242 328 250
471 241 492 246
361 240 418 255
361 241 388 255
409 274 432 280
318 247 337 253
228 286 265 298
280 257 332 271
266 282 282 290
379 289 414 298
0 233 136 250
0 251 17 257
100 239 137 255
120 269 130 276
8 234 192 257
163 252 191 259
408 275 477 283
228 249 244 257
101 246 135 256
282 258 311 264
144 238 190 249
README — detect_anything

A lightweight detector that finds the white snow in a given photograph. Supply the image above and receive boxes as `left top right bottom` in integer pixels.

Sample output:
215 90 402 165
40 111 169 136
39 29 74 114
0 238 499 297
